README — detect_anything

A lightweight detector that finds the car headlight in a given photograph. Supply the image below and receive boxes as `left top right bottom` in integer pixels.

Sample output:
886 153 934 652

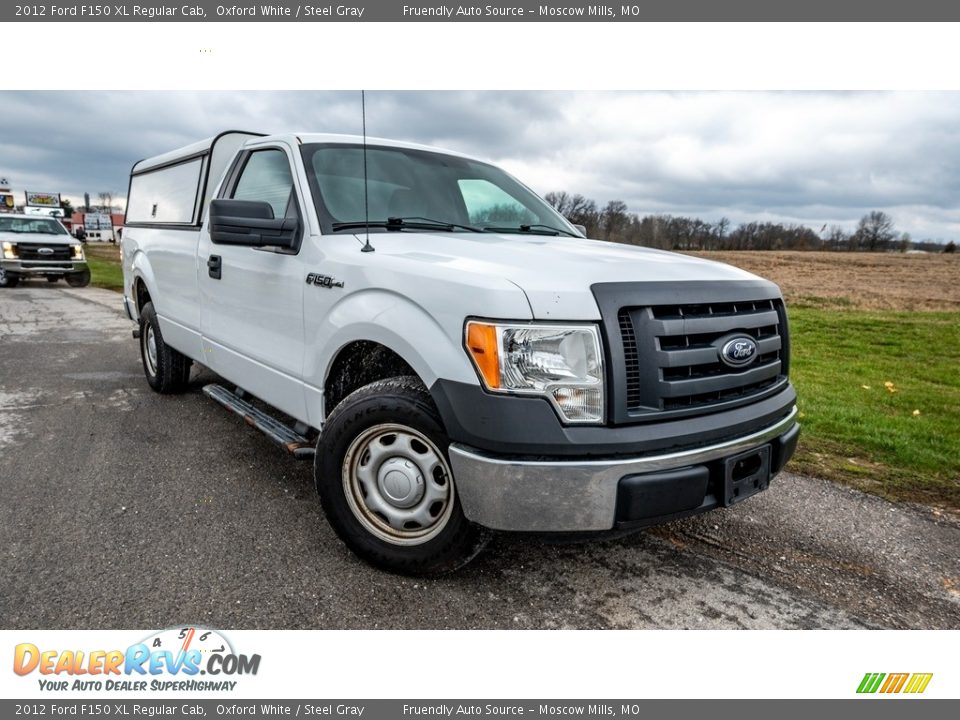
2 241 17 259
71 244 84 260
465 320 605 424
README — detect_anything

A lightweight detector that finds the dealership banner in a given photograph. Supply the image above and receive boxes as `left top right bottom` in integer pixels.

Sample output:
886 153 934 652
4 0 959 22
24 191 61 207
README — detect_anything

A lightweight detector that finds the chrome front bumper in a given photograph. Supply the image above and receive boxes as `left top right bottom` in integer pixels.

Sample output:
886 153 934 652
448 407 799 532
1 259 86 276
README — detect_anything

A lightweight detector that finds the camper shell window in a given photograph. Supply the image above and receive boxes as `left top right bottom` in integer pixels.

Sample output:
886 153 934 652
126 157 205 226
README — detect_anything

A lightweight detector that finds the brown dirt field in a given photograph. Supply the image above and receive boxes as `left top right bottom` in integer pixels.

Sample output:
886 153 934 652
687 251 960 311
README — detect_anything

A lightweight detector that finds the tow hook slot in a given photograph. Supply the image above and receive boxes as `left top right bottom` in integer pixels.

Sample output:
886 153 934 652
722 445 771 506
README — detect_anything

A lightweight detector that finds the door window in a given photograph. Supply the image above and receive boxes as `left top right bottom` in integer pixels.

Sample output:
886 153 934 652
232 149 296 219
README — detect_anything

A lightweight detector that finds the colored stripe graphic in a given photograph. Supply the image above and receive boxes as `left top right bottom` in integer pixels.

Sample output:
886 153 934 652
880 673 909 693
857 672 932 694
904 673 933 694
857 673 885 693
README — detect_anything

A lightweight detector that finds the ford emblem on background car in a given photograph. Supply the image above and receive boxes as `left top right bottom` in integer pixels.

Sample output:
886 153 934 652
38 247 54 254
720 336 759 367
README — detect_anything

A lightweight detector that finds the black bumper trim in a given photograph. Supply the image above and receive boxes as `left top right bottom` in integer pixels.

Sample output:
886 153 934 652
614 422 799 530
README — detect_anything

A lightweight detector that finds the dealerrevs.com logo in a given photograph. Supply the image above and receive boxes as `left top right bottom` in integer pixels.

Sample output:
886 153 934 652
857 673 933 695
13 627 261 692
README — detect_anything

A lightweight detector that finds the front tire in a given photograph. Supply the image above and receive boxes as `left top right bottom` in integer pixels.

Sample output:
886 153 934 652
0 268 19 288
66 268 91 287
316 376 488 575
138 301 192 393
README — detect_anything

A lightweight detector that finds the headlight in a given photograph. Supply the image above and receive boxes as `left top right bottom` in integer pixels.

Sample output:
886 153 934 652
71 244 84 260
465 321 605 424
2 241 17 259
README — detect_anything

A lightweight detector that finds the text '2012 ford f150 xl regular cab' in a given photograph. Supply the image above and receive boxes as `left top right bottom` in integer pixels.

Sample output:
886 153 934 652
121 131 799 574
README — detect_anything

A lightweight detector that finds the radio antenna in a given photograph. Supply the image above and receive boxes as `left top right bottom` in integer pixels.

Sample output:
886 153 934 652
360 90 375 253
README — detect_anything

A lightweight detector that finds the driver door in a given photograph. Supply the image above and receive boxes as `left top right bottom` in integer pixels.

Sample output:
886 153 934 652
198 145 307 420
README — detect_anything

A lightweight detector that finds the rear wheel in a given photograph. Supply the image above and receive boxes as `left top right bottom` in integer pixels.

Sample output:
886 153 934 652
138 301 192 393
0 268 19 288
316 376 488 575
66 269 91 287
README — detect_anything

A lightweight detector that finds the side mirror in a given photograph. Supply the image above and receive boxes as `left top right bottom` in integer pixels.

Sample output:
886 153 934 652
209 199 298 249
573 224 587 237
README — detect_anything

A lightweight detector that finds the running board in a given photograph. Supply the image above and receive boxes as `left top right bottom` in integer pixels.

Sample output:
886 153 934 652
203 384 315 460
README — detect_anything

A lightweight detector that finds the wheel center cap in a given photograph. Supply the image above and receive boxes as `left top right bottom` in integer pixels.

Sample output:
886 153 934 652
378 457 424 508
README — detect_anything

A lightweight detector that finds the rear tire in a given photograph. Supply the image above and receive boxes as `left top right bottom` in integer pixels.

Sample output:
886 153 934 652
139 301 192 394
66 268 91 287
0 268 19 288
316 376 488 575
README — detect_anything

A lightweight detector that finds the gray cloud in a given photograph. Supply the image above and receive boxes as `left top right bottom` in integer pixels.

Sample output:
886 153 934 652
1 91 958 240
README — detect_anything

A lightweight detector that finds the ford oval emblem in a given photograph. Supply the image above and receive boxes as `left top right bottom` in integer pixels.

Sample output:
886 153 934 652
720 336 758 367
38 247 54 255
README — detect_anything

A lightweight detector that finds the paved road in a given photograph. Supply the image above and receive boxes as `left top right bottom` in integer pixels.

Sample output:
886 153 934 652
1 284 958 629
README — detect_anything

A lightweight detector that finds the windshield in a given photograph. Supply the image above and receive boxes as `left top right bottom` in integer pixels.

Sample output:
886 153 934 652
302 143 578 236
0 216 68 235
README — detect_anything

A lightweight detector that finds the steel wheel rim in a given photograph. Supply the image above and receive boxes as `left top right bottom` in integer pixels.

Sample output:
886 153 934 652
342 423 455 546
144 325 158 376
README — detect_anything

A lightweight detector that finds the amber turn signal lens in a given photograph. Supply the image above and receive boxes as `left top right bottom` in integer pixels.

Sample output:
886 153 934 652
466 322 500 390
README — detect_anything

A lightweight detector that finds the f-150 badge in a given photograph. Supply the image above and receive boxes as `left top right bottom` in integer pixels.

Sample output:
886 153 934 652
306 273 344 289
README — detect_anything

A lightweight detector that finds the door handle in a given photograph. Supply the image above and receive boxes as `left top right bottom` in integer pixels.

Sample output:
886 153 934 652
207 254 222 280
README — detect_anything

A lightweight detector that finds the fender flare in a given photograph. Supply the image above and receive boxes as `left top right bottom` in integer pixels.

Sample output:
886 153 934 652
128 249 161 319
304 289 483 423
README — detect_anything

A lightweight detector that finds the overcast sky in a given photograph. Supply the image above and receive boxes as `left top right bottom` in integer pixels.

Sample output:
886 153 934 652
1 91 958 240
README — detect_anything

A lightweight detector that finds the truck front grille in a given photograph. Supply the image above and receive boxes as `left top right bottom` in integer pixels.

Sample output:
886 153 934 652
615 298 789 420
618 309 642 410
17 243 73 262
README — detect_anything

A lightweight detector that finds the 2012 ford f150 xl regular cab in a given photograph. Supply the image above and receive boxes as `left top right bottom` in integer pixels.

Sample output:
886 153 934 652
121 131 799 574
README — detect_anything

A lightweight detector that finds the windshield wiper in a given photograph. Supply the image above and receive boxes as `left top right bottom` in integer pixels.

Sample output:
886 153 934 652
484 223 579 237
331 216 483 233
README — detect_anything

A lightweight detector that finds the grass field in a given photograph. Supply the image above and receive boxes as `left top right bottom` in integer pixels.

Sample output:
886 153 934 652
83 242 123 292
84 243 959 509
693 251 960 510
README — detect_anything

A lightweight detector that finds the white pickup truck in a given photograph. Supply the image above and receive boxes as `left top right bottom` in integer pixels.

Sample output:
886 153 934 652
0 215 89 288
121 131 799 574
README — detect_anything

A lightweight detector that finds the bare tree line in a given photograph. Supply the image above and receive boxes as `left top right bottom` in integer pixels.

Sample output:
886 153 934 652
544 192 957 253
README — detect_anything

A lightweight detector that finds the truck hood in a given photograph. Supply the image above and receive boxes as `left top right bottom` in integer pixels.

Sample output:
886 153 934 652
365 231 772 320
0 231 74 245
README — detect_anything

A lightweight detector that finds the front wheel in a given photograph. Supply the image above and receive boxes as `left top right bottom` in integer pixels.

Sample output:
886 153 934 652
316 376 488 575
0 268 19 288
66 269 91 287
